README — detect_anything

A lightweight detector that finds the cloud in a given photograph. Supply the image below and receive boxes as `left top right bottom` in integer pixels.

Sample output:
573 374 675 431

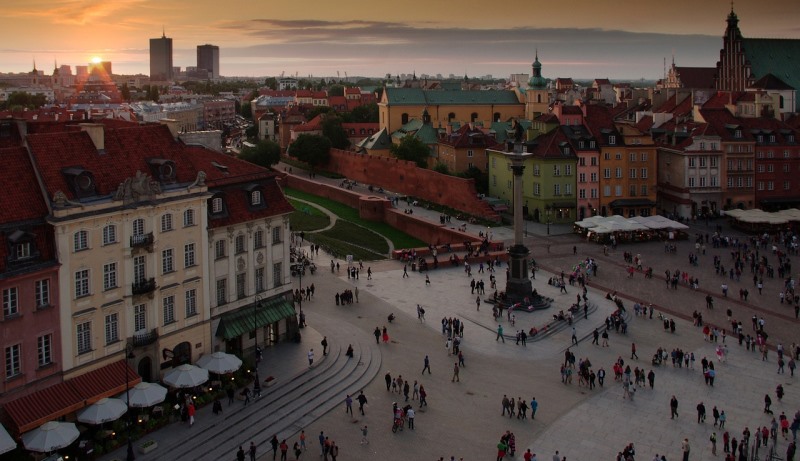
5 0 149 26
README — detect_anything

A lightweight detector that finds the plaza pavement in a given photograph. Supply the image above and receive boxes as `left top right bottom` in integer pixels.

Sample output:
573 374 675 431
100 167 800 461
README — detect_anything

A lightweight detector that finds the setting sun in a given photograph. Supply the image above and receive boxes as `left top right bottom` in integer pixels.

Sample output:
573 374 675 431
90 56 102 64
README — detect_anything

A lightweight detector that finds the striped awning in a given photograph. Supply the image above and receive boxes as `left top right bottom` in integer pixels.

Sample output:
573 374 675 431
216 298 296 340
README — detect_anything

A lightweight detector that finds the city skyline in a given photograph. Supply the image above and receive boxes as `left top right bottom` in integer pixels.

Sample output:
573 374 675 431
2 0 799 80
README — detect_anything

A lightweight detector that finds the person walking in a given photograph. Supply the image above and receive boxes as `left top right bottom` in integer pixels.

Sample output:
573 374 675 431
530 397 538 419
671 395 679 419
360 425 369 445
357 390 368 415
374 327 381 344
497 324 505 342
407 407 415 430
422 355 431 374
476 296 481 311
384 372 392 391
710 432 717 455
571 327 578 345
682 438 690 461
452 362 460 382
344 394 353 416
270 435 279 461
308 349 314 367
249 442 257 461
237 446 246 461
321 337 328 356
631 343 639 360
279 440 288 461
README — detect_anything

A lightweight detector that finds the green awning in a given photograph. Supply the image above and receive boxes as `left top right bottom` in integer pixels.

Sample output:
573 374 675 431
215 298 296 340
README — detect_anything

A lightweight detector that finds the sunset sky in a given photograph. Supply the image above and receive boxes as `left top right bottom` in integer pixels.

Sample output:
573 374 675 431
2 0 798 80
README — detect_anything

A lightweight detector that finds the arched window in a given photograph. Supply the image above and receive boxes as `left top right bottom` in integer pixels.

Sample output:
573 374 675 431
401 113 409 124
493 112 501 122
537 94 542 103
448 112 456 122
471 112 478 122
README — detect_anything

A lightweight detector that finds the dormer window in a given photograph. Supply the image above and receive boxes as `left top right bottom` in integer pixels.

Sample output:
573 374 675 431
15 242 31 259
8 230 38 263
735 130 742 138
251 191 262 206
608 136 616 145
148 158 177 183
62 167 96 199
211 197 224 214
770 135 776 143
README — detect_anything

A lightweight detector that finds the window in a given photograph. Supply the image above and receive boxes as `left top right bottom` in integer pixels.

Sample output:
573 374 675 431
74 230 88 251
591 157 598 166
609 136 616 145
629 185 636 196
185 289 197 317
134 304 146 332
579 189 586 199
216 279 227 305
615 167 622 178
758 181 765 191
77 322 91 354
699 157 706 167
757 165 765 173
727 177 734 188
467 150 474 158
614 185 622 196
784 164 791 173
533 183 541 196
615 153 622 160
767 164 775 173
565 165 572 175
727 160 734 170
103 262 117 291
215 240 226 260
105 313 118 344
162 248 174 274
554 184 561 196
255 268 265 293
785 150 791 159
235 235 246 255
700 177 707 187
603 168 611 179
236 273 246 299
163 296 175 325
251 190 262 206
132 218 144 237
564 184 572 195
603 185 611 197
161 214 173 232
254 230 264 249
272 262 282 287
641 184 648 196
37 334 52 367
699 142 705 150
211 197 223 214
629 169 637 179
688 177 695 187
746 177 753 188
785 181 791 190
103 225 117 245
710 157 718 167
272 227 282 244
184 243 196 268
579 157 586 166
553 165 560 176
75 269 90 297
738 177 744 188
15 242 31 259
640 168 648 179
183 209 195 227
133 256 145 285
5 344 21 378
590 189 598 199
629 152 636 162
590 173 598 182
579 173 586 183
711 176 718 187
688 157 695 167
35 279 50 308
533 165 540 176
767 151 774 159
3 288 18 318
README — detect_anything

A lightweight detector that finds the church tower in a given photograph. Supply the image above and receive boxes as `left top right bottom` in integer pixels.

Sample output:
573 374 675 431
525 51 549 120
715 7 753 91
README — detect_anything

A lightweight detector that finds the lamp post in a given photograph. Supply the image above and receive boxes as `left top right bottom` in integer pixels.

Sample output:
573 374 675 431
124 342 136 461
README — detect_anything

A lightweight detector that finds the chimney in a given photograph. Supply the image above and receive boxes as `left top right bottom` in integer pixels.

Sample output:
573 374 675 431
79 123 105 152
160 118 180 139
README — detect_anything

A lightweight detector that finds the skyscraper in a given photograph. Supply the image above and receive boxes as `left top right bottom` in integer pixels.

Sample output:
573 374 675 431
196 44 220 79
150 32 173 81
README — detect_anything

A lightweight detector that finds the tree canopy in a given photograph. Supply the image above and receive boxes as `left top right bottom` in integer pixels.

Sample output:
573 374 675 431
321 116 350 150
341 103 378 123
1 92 48 110
288 134 331 170
239 139 281 168
390 135 431 168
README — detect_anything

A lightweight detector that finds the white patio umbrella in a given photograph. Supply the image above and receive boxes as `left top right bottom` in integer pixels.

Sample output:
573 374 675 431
196 352 243 375
22 421 79 453
77 398 127 425
0 424 16 455
120 382 168 408
163 364 209 388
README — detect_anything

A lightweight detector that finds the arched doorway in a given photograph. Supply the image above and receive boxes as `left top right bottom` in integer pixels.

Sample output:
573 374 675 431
173 342 191 367
137 356 152 382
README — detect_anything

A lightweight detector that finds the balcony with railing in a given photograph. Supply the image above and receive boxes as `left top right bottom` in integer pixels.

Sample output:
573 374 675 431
132 278 157 296
130 232 154 249
130 329 158 348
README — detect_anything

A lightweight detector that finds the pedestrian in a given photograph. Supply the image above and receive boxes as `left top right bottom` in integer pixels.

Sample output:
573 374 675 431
711 433 717 455
403 381 410 401
571 327 578 345
497 324 505 342
187 402 195 426
647 369 655 389
477 296 481 311
682 438 690 461
344 394 353 416
697 401 706 423
419 385 428 407
318 432 325 457
360 425 369 445
278 440 288 461
249 442 257 461
350 391 367 416
598 368 606 387
422 355 431 374
293 441 302 460
385 371 392 391
631 343 638 360
270 435 279 461
407 407 415 429
237 446 246 461
403 264 409 278
300 430 306 451
329 441 338 461
308 349 314 367
321 337 328 356
530 397 538 419
374 327 381 344
227 385 235 406
452 362 460 382
671 395 679 419
788 441 796 461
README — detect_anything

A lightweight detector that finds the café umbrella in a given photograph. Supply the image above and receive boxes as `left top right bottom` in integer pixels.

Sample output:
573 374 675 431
77 398 128 425
22 421 79 453
0 424 16 455
163 364 209 388
196 352 243 375
120 382 168 408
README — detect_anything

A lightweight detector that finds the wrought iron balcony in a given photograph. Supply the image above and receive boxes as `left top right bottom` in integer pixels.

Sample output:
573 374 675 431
130 329 158 348
132 278 157 295
130 232 154 248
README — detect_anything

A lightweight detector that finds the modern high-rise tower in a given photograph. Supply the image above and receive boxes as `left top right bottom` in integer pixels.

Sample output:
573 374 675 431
196 44 220 79
150 32 173 81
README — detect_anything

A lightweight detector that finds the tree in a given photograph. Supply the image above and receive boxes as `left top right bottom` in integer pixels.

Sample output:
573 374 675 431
240 100 252 120
390 135 430 168
120 83 131 102
458 166 489 194
344 103 378 123
321 116 350 150
305 106 333 121
433 163 450 175
4 92 47 109
288 134 331 171
328 84 344 97
264 77 278 90
239 139 281 168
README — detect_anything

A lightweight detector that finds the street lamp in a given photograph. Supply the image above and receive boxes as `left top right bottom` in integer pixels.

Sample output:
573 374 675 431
124 342 136 461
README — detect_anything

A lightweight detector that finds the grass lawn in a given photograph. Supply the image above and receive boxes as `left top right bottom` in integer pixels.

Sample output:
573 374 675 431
287 199 330 232
284 188 426 249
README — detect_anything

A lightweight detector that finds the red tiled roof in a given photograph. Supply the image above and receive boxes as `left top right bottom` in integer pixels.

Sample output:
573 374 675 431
439 123 497 148
4 360 140 435
635 115 654 132
673 67 717 89
0 147 48 222
530 128 574 159
344 87 361 95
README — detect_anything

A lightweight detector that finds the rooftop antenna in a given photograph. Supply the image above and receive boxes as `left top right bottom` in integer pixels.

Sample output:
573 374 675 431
162 25 166 38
